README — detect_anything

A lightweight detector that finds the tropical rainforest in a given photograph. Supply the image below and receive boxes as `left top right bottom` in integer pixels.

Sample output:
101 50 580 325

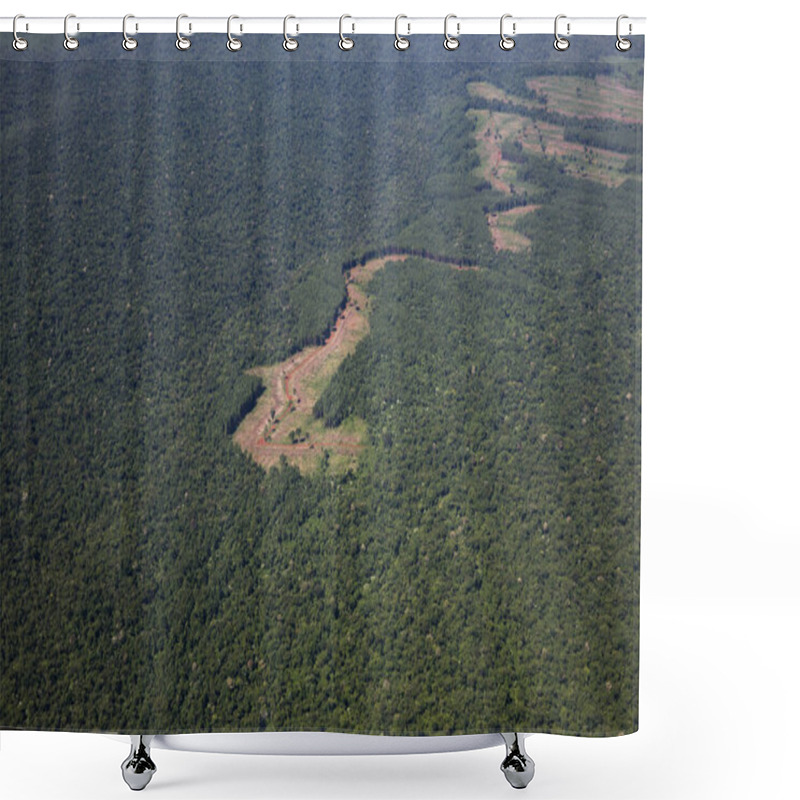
0 35 642 736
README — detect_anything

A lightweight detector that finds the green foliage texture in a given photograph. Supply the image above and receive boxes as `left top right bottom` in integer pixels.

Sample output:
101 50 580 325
1 36 641 736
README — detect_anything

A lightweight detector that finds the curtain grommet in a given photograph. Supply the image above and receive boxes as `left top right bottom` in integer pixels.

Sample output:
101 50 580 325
616 15 632 51
443 14 460 50
339 15 354 51
226 15 242 51
176 13 191 50
12 15 28 51
499 14 515 50
122 14 138 51
63 13 79 51
554 14 570 51
394 15 410 51
283 15 299 51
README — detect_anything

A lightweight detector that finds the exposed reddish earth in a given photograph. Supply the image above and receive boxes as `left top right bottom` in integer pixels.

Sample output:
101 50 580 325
234 254 479 474
487 204 541 251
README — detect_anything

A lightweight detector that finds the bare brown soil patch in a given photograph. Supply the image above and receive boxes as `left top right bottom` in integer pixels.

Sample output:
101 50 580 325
469 109 516 194
487 204 540 252
527 75 642 123
234 255 479 474
470 104 631 191
497 204 542 218
533 122 629 185
468 81 539 111
468 77 640 189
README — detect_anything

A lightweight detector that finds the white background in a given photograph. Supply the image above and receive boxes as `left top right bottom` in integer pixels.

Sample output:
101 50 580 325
2 1 799 798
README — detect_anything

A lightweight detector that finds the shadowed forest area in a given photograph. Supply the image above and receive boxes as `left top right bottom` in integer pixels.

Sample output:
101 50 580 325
1 38 642 736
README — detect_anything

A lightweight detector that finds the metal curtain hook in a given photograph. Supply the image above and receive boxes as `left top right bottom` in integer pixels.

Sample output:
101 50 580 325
443 14 459 50
12 14 28 51
616 14 632 51
63 13 79 50
176 13 191 50
394 14 410 51
499 14 515 50
339 14 354 50
283 15 298 51
554 14 570 51
227 15 242 51
122 14 138 50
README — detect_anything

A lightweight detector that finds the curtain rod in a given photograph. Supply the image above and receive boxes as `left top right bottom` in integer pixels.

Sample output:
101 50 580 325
1 16 646 37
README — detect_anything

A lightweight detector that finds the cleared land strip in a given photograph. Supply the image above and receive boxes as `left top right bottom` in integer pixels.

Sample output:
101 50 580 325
487 204 541 251
468 75 643 208
234 254 480 475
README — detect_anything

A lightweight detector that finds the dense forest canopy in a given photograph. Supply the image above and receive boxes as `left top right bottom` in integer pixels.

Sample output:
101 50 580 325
1 35 642 736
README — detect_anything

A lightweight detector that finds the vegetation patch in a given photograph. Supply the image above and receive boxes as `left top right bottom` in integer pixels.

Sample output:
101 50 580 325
469 108 517 193
467 81 539 112
233 255 403 474
234 255 481 475
487 204 541 252
468 86 639 193
1 47 641 736
527 74 643 123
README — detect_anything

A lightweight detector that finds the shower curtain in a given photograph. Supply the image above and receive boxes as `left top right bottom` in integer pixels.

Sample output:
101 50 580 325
0 31 642 738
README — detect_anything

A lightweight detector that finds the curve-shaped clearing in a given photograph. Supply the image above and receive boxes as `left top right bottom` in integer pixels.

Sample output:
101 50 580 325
233 254 480 474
